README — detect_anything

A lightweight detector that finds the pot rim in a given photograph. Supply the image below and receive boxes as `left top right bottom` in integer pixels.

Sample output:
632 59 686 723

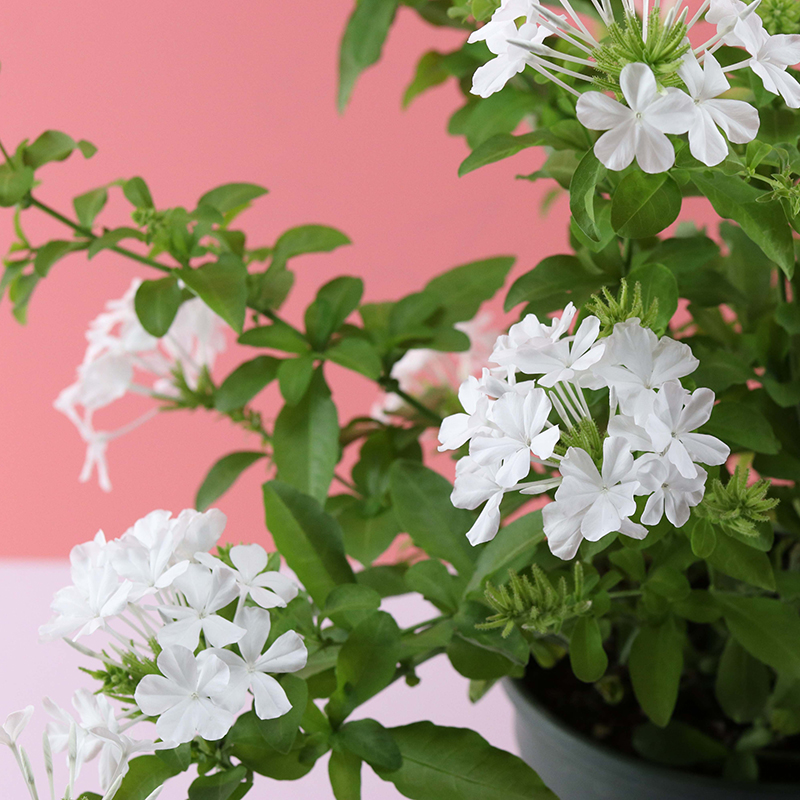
503 677 800 794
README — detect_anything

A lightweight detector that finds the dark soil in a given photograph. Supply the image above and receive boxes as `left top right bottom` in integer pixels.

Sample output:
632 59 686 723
521 647 800 784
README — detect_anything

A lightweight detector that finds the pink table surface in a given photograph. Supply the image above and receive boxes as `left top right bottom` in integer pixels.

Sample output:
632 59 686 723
0 561 518 798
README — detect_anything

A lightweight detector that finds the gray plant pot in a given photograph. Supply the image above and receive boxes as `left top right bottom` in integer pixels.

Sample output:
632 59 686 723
504 679 800 800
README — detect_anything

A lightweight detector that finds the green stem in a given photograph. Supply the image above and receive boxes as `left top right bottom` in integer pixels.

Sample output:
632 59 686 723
401 615 448 636
333 472 359 493
379 377 443 425
0 140 14 170
607 590 642 599
29 196 173 274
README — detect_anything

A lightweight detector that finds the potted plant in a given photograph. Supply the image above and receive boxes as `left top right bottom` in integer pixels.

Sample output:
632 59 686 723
0 0 799 797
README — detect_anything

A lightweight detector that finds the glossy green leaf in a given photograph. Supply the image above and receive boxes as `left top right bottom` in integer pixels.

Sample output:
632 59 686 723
278 355 315 405
272 369 339 503
458 132 545 177
629 621 684 727
626 263 679 333
335 497 401 566
405 559 462 613
123 176 154 209
570 616 608 683
690 518 717 559
86 226 147 258
329 749 362 800
701 401 779 454
325 337 382 380
272 224 351 270
375 722 555 799
114 755 183 800
692 172 795 277
632 721 727 767
389 460 477 576
335 718 402 771
198 182 268 214
23 130 77 169
715 638 770 724
262 480 355 608
424 256 514 327
77 139 98 158
134 277 183 337
328 611 401 724
717 594 800 678
323 583 382 629
316 276 364 332
504 255 603 312
0 164 34 207
256 675 307 754
239 321 309 353
215 355 281 412
611 172 682 238
569 149 606 242
403 50 449 107
34 240 83 277
188 766 249 800
73 187 108 229
706 533 776 591
196 451 266 511
181 254 248 333
338 0 400 111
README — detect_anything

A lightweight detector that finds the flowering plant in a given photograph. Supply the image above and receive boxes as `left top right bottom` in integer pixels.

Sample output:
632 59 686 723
1 0 799 795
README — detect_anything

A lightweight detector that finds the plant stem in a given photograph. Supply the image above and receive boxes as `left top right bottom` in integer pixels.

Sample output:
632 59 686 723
401 615 448 635
607 589 642 599
379 377 443 425
28 196 173 274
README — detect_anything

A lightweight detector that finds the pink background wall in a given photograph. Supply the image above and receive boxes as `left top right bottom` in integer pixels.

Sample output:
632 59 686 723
0 0 574 557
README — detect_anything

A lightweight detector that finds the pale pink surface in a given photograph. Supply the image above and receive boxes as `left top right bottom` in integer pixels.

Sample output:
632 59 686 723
0 562 517 798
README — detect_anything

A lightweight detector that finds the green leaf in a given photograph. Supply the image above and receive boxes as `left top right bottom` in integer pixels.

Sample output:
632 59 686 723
215 356 281 412
465 511 545 597
256 675 307 754
403 50 449 107
504 255 602 312
389 460 477 576
239 321 309 354
156 742 192 773
336 499 401 566
375 722 555 799
329 749 362 800
262 481 355 608
328 611 401 724
134 277 182 337
196 451 266 511
198 183 268 214
278 355 315 405
23 130 77 169
692 172 795 277
272 225 351 269
717 594 800 679
335 718 402 771
0 164 34 207
691 349 753 394
690 518 717 559
338 0 400 111
86 226 147 258
629 621 684 727
458 132 544 177
706 533 776 590
405 559 462 613
700 401 779 454
446 636 518 680
188 766 249 800
632 721 727 767
569 150 606 242
326 337 382 380
316 276 364 332
114 755 183 800
776 303 800 335
424 256 514 327
611 172 682 238
647 566 691 601
715 638 770 724
123 176 154 209
272 369 339 504
73 187 108 229
626 263 678 333
181 254 248 333
77 139 98 158
324 583 382 629
33 240 83 277
570 616 608 683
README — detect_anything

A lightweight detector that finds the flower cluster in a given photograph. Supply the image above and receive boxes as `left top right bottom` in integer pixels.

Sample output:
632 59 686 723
55 279 228 491
24 508 306 796
468 0 800 172
438 304 730 559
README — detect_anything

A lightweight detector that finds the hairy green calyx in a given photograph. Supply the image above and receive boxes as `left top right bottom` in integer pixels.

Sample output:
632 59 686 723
81 642 161 704
757 0 800 35
479 564 592 637
593 11 690 94
587 279 660 337
556 415 604 464
700 465 779 538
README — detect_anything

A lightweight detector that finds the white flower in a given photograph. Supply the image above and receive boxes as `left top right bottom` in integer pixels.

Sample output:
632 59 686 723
470 388 560 486
0 706 33 747
196 544 299 610
470 20 548 98
490 304 577 369
157 564 245 650
542 502 585 560
637 457 707 527
162 298 227 388
577 63 695 173
596 319 699 423
90 728 161 791
135 646 236 744
504 315 605 387
679 52 759 165
210 606 308 720
437 375 492 452
452 457 515 546
644 380 730 477
550 437 646 543
737 23 800 108
171 508 227 562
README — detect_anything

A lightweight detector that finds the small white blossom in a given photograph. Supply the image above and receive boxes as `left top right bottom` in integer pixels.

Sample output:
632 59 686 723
451 457 511 545
637 457 707 527
0 706 33 747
